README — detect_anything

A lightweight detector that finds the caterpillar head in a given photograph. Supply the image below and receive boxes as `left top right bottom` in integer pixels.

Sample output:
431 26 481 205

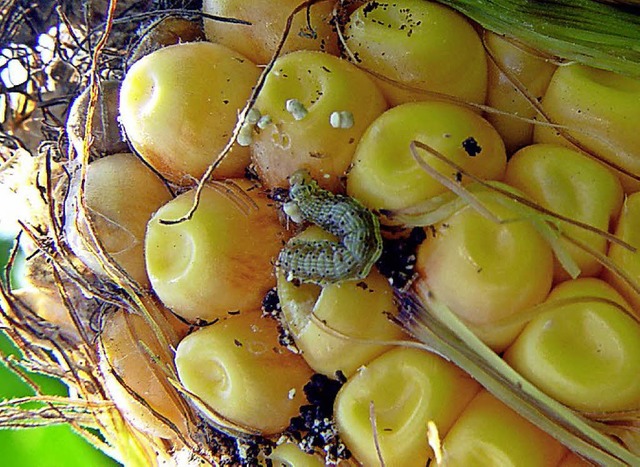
288 169 313 187
288 169 317 200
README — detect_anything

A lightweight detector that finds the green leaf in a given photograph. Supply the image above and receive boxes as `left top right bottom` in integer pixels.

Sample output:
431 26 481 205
0 237 118 467
0 426 118 467
437 0 640 77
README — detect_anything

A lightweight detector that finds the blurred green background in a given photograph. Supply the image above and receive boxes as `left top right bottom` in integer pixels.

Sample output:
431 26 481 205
0 236 119 467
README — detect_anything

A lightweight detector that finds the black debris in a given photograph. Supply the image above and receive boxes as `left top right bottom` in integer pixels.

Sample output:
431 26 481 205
376 227 427 290
286 373 351 464
268 187 290 203
462 136 482 157
261 287 281 315
261 288 299 354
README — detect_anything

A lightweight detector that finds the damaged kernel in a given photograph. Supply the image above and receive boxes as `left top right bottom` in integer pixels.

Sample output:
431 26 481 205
251 50 387 191
145 179 287 322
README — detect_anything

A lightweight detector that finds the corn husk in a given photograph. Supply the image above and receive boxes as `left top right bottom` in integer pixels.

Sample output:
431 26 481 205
438 0 640 78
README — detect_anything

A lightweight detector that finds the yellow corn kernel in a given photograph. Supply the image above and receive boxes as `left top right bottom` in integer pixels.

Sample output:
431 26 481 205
344 0 487 106
415 187 554 351
202 0 338 65
334 347 480 466
547 277 631 307
504 143 623 280
99 302 189 439
504 278 640 412
127 17 206 66
441 391 568 466
557 452 594 466
174 311 313 435
145 179 287 322
268 442 358 466
119 42 260 184
66 80 127 156
251 50 387 191
64 153 172 287
278 227 406 377
347 101 506 212
10 287 79 341
534 63 640 192
484 32 557 153
604 191 640 313
268 443 325 467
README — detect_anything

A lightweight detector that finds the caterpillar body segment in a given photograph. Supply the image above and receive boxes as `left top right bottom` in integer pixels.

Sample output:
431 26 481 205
278 170 383 285
278 240 362 285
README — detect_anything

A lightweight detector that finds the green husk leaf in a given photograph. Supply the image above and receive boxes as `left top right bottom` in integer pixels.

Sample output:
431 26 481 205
436 0 640 77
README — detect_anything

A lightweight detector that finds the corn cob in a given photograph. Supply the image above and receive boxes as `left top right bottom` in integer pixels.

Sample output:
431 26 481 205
1 0 639 466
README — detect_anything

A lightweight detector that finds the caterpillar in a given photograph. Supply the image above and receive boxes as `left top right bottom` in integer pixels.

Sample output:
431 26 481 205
278 170 383 285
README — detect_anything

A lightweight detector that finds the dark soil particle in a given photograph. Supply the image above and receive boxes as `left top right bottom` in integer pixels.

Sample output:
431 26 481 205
261 287 281 315
234 438 274 467
244 165 261 181
262 288 299 353
363 1 382 16
286 373 352 465
376 227 427 289
200 421 274 466
267 187 290 204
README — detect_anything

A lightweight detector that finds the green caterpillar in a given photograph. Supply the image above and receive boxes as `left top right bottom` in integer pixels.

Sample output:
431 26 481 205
278 170 382 285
